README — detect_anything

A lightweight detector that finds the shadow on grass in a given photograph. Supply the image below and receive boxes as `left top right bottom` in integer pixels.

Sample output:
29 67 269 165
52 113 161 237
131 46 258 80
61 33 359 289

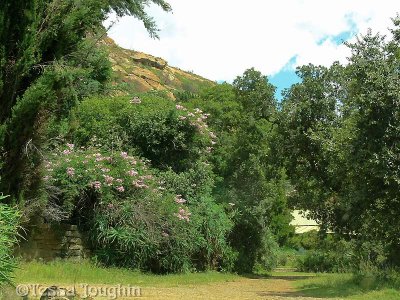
241 272 315 281
296 274 400 298
240 272 400 299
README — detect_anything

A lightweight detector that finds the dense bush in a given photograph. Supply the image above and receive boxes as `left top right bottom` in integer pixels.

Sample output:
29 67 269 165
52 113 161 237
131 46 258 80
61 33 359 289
40 94 235 273
0 195 20 283
294 235 383 273
70 94 214 172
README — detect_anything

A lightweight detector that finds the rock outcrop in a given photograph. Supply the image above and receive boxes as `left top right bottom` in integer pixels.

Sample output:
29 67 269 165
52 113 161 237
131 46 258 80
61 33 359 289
103 37 215 99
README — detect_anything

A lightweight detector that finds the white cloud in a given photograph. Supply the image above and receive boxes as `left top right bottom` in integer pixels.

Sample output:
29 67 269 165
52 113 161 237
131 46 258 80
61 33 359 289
105 0 400 81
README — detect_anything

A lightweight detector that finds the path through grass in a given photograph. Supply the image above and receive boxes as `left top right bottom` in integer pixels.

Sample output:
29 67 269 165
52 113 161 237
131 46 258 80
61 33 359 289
1 261 399 299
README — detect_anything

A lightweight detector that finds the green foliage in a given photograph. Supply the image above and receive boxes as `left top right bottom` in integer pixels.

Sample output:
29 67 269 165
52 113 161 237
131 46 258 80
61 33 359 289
280 17 400 268
233 68 277 119
0 195 20 284
71 95 214 172
42 143 233 273
187 72 293 273
296 236 355 273
288 230 321 250
0 0 171 197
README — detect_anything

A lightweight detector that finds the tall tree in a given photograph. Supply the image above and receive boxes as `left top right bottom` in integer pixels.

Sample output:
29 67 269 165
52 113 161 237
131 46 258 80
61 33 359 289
280 17 400 265
0 0 171 196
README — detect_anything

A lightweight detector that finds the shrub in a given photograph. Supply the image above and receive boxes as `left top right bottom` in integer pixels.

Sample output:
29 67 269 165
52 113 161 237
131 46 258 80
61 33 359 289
296 238 355 273
70 95 215 172
42 144 233 273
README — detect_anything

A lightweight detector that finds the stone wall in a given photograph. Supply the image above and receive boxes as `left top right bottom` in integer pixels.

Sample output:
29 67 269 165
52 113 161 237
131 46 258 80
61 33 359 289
16 223 90 261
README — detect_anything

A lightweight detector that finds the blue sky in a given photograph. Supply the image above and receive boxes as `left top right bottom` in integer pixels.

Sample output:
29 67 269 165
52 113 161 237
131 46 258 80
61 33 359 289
106 0 398 99
270 23 358 100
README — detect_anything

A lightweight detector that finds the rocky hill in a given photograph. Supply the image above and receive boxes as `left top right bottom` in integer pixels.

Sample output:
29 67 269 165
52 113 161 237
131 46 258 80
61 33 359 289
104 37 215 99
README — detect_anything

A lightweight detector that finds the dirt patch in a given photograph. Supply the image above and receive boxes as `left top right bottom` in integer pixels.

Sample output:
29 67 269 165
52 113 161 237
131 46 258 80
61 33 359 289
141 277 336 300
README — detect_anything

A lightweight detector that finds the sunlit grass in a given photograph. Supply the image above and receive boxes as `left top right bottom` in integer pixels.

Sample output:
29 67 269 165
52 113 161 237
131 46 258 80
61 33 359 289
12 260 240 287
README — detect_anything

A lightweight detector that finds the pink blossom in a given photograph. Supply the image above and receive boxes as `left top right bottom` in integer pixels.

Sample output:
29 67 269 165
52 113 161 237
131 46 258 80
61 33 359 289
188 112 195 117
66 167 75 177
108 203 114 208
132 180 148 189
128 169 138 177
116 186 125 192
179 116 187 120
176 104 184 110
194 108 202 114
120 152 128 159
91 181 102 190
63 149 72 155
175 207 191 222
101 168 110 173
66 143 75 150
209 132 217 139
116 178 123 184
175 195 187 204
103 175 114 186
162 232 169 237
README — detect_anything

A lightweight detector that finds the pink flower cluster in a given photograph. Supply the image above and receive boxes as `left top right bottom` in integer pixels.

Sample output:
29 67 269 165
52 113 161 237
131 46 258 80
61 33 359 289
91 181 102 190
175 207 191 222
132 179 148 189
66 167 75 177
175 105 217 151
128 169 138 176
116 186 125 192
103 175 114 186
63 149 72 155
175 194 187 204
47 146 157 198
62 143 75 155
176 104 186 110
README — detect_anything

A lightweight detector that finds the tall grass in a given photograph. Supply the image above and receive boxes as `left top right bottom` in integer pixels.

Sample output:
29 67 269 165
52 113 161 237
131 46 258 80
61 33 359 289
13 260 239 287
0 195 20 284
